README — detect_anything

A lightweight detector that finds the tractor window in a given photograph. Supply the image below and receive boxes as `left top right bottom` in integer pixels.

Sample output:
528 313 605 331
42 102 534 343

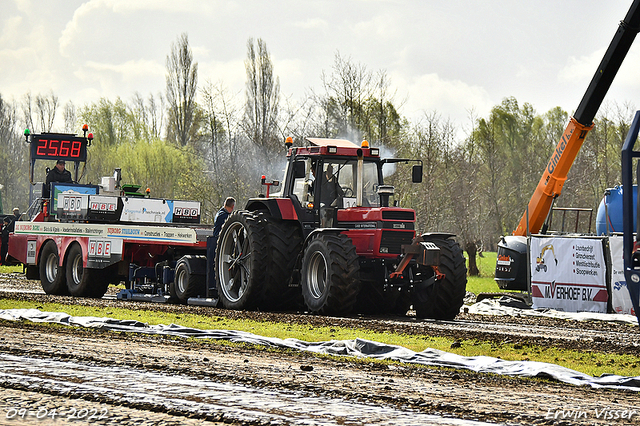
320 160 381 208
291 159 313 205
362 162 380 207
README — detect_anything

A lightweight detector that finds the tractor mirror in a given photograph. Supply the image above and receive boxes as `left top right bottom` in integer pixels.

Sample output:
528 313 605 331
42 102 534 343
293 161 306 179
412 164 423 183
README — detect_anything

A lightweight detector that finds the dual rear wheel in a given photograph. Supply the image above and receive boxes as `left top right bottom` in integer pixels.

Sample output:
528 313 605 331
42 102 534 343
39 241 110 298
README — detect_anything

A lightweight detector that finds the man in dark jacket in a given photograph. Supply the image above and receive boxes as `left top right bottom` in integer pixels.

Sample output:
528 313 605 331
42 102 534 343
44 160 73 198
213 197 236 240
1 216 11 265
6 208 20 233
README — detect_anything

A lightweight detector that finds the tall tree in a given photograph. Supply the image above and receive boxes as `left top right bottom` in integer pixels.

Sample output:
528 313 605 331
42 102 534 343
0 94 29 212
166 33 199 146
35 91 58 132
243 37 280 155
63 101 76 133
320 52 373 139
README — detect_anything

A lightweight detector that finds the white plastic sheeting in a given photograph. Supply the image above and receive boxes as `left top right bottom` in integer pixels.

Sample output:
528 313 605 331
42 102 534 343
469 298 639 325
1 308 639 392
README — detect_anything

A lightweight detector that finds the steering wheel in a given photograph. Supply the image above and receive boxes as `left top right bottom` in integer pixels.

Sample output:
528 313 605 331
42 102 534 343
342 187 354 197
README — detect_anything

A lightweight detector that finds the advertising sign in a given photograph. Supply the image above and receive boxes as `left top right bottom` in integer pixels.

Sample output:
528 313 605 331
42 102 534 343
608 236 636 315
172 200 201 223
121 198 171 223
531 236 608 312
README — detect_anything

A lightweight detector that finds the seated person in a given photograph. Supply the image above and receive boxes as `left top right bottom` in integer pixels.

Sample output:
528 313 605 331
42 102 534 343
319 165 343 227
320 164 343 208
43 160 72 199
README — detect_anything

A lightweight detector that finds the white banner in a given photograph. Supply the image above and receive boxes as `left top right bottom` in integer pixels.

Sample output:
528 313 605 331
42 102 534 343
608 236 636 315
15 221 197 244
530 236 608 312
121 198 171 223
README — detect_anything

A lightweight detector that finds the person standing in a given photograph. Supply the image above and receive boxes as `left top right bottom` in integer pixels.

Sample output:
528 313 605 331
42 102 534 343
213 197 236 240
1 216 11 265
7 208 20 233
210 197 235 296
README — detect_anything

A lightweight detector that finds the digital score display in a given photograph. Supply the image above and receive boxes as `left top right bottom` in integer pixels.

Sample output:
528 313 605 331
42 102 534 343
29 133 88 162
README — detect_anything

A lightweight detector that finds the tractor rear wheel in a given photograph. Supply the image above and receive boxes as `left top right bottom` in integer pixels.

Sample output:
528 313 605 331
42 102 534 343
39 241 68 295
413 236 467 320
301 233 360 315
262 216 303 311
215 210 268 310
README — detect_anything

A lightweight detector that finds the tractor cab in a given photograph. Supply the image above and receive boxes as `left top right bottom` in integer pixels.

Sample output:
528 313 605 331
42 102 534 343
274 137 422 236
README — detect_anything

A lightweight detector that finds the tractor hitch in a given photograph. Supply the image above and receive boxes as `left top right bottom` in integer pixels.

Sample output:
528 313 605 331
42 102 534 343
389 237 440 280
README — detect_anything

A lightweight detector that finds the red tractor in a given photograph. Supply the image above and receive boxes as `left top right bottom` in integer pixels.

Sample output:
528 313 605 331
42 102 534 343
214 138 467 319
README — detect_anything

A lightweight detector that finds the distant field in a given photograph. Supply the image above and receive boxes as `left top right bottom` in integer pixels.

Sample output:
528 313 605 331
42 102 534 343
465 251 501 295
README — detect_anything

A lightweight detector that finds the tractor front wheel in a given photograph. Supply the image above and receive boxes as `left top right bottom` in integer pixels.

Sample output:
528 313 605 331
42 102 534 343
301 233 360 315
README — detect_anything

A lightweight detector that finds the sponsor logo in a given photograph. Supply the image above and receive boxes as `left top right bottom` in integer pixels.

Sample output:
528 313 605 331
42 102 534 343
174 207 200 217
62 196 82 212
90 202 117 212
89 240 112 258
547 128 574 175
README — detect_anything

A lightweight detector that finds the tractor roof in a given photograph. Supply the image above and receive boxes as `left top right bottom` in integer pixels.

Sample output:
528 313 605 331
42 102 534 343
305 138 359 148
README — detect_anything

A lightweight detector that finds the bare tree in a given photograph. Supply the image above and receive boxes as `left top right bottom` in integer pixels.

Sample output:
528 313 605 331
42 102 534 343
63 101 76 133
0 94 29 211
166 33 199 146
35 91 58 132
243 37 280 154
148 92 165 139
21 91 59 133
21 92 34 132
320 52 373 139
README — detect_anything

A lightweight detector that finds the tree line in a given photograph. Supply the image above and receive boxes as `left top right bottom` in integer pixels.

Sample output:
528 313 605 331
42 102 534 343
0 33 636 275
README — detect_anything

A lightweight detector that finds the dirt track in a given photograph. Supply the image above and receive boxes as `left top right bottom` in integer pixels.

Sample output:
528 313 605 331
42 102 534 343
1 273 640 425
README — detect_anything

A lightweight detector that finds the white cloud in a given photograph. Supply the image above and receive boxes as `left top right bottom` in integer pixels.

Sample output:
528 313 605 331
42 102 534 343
396 72 493 127
0 16 23 46
558 49 603 84
293 18 327 30
13 0 31 13
353 13 400 40
59 0 107 56
198 59 246 95
58 0 223 57
83 59 164 80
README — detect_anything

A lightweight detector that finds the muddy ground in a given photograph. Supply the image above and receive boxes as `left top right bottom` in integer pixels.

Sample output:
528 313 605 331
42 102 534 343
1 272 640 425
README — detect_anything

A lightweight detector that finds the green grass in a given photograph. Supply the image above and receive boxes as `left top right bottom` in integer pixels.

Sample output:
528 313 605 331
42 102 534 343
465 251 502 295
0 265 23 274
1 297 638 379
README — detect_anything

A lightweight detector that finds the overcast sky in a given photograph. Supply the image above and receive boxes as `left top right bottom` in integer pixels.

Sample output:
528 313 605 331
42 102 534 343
2 0 640 137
